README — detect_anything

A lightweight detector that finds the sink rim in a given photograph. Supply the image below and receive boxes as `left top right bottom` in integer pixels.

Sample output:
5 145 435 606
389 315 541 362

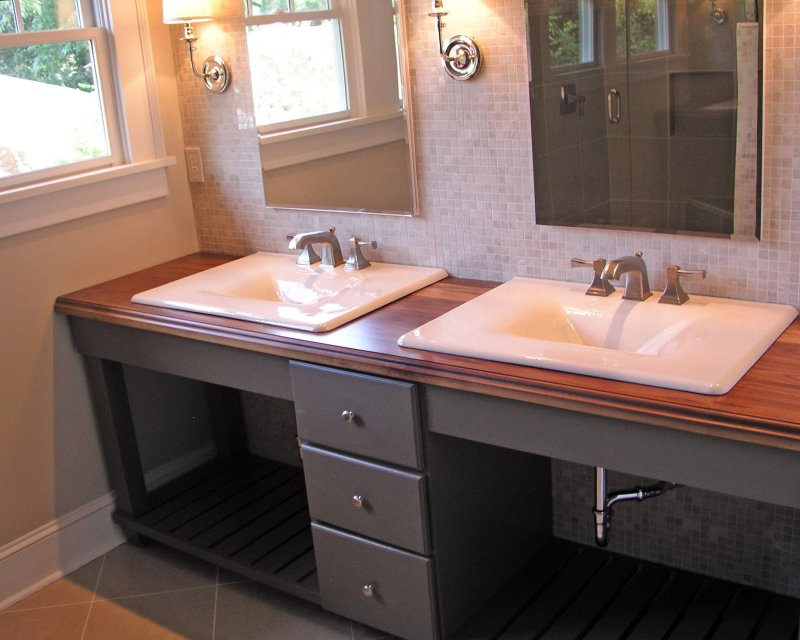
131 251 448 333
397 276 798 395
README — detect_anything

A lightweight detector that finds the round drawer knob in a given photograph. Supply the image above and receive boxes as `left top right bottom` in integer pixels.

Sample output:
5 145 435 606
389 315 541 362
352 495 364 508
341 409 355 423
362 583 374 598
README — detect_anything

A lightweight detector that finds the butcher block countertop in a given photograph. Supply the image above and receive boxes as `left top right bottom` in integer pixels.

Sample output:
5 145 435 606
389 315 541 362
55 253 800 453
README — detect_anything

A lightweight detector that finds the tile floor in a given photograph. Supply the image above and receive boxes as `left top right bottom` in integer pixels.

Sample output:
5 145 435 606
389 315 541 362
0 541 396 639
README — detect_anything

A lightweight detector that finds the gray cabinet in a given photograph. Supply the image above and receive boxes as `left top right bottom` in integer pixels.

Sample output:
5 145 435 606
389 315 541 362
291 361 437 639
292 360 422 468
312 524 438 640
291 361 555 640
302 445 430 554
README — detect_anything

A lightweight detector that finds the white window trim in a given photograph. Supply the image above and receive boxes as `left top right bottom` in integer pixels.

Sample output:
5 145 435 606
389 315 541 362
0 0 174 240
0 158 175 238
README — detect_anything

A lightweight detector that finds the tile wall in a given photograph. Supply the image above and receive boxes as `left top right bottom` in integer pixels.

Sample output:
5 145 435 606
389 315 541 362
169 0 800 596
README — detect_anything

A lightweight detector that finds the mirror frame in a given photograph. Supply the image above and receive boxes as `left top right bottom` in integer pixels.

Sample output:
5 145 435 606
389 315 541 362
524 0 763 239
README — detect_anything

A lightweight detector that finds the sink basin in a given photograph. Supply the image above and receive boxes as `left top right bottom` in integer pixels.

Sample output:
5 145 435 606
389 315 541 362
398 277 798 394
132 252 447 332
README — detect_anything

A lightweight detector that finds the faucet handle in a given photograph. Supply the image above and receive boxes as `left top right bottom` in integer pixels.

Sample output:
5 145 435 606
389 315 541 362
659 265 706 305
345 237 378 272
287 233 322 266
571 258 615 297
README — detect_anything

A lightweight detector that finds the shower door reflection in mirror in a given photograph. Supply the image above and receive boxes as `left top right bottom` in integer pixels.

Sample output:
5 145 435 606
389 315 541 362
527 0 761 237
247 0 415 216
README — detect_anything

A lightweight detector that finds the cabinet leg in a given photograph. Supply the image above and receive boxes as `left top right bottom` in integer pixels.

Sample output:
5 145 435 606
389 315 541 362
84 358 149 516
206 384 248 463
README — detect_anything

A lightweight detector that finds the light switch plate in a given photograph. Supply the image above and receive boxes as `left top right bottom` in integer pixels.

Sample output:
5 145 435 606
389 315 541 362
185 147 205 183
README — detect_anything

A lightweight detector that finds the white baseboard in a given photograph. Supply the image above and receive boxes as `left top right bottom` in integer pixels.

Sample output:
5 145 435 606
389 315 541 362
0 492 126 611
0 443 216 611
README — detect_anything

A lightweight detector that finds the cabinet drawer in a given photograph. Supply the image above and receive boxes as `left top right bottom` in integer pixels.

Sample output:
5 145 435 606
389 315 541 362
291 362 422 469
312 523 437 640
302 445 429 554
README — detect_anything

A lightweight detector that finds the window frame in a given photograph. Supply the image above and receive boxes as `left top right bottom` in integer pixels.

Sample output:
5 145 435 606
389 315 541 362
546 0 601 73
245 0 368 135
618 0 671 60
0 26 124 189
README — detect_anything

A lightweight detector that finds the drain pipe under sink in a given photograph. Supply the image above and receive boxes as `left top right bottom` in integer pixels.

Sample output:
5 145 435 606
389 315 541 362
593 467 681 547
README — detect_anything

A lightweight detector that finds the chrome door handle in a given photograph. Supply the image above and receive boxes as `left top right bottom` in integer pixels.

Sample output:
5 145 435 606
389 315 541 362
607 89 621 124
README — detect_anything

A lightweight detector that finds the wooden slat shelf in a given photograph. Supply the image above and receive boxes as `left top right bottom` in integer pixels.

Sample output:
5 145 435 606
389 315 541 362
113 455 320 604
455 540 799 640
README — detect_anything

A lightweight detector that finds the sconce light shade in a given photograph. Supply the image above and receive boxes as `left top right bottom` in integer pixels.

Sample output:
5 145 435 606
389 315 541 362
163 0 213 24
163 0 229 93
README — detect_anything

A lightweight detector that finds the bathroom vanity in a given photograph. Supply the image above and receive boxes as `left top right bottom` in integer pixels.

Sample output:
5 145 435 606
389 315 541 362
55 254 800 639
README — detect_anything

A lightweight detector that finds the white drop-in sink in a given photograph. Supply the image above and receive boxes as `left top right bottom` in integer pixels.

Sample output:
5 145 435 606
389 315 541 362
398 277 798 394
132 252 447 332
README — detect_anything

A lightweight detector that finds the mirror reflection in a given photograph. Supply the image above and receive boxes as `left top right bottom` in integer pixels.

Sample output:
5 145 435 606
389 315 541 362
247 0 415 215
526 0 761 237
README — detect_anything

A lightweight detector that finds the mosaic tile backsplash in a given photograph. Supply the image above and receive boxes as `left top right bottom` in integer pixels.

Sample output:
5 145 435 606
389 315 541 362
170 0 800 596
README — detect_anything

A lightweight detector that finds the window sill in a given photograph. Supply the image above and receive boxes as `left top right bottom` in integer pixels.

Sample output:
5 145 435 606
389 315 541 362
0 158 175 240
259 113 407 171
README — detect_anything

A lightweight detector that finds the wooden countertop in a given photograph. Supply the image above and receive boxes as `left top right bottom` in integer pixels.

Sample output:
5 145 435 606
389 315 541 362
55 253 800 453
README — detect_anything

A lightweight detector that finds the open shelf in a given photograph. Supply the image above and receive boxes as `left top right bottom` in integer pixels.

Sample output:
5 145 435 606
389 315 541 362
113 455 319 604
455 539 799 640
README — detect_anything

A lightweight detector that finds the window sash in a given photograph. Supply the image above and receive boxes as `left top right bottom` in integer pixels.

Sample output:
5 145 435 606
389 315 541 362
2 0 96 32
0 26 123 189
246 0 356 133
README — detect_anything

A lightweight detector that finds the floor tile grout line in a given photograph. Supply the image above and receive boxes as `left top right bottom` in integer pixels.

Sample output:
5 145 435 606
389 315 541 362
211 566 219 640
91 583 219 604
79 552 106 640
2 600 96 614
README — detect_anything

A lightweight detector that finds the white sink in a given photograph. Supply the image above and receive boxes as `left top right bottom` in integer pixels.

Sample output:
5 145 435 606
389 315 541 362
132 252 447 332
398 277 798 394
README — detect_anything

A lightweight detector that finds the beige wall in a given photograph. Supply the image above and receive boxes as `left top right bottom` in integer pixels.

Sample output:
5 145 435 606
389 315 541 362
0 0 198 547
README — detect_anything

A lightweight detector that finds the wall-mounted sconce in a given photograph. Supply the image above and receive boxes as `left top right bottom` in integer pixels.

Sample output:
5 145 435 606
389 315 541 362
163 0 230 93
428 0 482 81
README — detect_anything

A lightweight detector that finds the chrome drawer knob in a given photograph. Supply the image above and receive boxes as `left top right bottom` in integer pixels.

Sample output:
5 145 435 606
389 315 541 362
352 495 364 508
362 583 374 598
341 409 355 423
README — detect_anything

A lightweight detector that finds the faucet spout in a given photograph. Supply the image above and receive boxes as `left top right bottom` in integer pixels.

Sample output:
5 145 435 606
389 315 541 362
288 227 344 268
601 253 652 301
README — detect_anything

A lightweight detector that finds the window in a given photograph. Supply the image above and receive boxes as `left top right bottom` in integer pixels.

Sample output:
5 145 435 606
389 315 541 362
245 0 353 132
616 0 670 57
0 0 122 188
548 0 597 69
0 0 174 240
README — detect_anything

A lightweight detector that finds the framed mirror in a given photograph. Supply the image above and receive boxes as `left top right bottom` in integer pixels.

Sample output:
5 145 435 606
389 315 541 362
245 0 416 216
526 0 761 238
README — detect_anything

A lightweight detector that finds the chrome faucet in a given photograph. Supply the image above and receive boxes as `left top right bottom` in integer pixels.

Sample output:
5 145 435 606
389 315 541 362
659 265 706 305
288 227 344 268
571 257 616 296
601 252 652 301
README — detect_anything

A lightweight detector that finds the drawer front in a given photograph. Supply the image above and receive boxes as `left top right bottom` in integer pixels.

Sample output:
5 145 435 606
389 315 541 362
312 523 437 640
302 445 429 554
291 362 422 469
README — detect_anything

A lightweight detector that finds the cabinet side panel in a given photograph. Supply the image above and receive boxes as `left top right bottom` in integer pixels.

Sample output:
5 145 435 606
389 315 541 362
425 429 553 638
